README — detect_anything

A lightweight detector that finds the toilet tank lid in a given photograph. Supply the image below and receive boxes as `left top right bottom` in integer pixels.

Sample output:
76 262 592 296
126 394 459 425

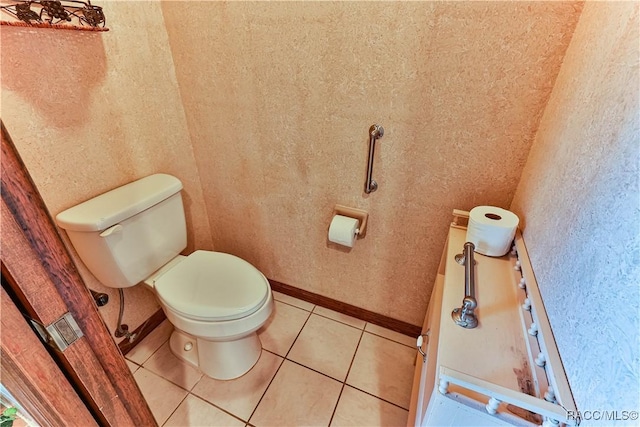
55 174 183 232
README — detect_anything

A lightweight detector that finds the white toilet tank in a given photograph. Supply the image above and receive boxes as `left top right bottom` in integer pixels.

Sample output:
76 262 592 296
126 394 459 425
56 174 187 288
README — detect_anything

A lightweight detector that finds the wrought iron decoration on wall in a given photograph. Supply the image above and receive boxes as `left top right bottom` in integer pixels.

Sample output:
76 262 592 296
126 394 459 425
1 0 107 30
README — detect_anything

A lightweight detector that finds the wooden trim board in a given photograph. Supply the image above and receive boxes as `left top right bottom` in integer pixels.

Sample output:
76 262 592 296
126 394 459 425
118 308 167 355
269 279 421 337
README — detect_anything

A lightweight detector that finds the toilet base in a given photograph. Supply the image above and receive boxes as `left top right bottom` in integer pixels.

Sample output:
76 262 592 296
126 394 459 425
169 328 262 380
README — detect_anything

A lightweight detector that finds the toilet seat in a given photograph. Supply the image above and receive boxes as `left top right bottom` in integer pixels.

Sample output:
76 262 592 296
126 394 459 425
154 250 270 322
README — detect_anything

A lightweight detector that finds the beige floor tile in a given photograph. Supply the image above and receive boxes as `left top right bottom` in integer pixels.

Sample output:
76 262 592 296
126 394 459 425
125 320 173 365
288 314 362 381
125 360 139 373
272 291 315 311
313 306 366 329
258 300 310 357
330 385 409 427
364 323 416 347
164 394 245 427
133 367 187 425
191 350 283 421
346 333 415 409
250 360 342 427
142 342 203 390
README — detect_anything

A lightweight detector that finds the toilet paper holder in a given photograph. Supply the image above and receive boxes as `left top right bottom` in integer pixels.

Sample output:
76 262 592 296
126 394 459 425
333 205 369 238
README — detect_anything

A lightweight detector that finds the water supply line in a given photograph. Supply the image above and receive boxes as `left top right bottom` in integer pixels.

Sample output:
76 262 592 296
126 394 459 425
114 289 137 342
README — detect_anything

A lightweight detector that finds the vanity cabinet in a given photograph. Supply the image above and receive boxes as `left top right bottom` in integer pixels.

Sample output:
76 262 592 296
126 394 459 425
407 211 578 427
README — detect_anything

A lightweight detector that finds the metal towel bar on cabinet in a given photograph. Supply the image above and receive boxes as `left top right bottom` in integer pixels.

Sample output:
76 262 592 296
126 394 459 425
452 242 478 329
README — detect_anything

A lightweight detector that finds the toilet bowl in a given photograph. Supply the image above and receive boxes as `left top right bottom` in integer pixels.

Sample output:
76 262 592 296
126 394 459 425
144 250 273 379
55 173 274 380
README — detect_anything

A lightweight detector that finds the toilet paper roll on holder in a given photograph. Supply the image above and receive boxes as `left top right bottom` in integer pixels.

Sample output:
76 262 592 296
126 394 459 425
333 205 369 238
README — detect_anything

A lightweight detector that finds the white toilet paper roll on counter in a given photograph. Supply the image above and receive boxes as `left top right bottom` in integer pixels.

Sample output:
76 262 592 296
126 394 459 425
466 206 520 257
328 215 360 248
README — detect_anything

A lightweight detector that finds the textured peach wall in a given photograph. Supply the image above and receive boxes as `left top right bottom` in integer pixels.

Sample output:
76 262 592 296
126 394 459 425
510 1 639 418
1 2 213 338
162 1 582 326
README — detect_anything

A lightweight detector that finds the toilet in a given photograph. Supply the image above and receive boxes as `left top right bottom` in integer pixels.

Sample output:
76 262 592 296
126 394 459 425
56 173 273 380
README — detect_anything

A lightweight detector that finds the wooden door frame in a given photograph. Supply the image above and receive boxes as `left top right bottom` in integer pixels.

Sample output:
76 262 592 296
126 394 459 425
1 122 157 426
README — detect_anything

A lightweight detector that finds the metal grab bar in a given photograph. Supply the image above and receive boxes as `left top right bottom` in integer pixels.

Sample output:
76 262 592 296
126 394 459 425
452 242 478 329
364 124 384 194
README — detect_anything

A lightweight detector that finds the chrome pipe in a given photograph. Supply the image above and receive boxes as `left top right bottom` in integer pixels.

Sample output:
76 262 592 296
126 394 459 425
364 124 384 194
452 242 478 329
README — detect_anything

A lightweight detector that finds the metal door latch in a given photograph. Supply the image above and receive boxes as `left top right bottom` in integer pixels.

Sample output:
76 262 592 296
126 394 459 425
29 312 84 352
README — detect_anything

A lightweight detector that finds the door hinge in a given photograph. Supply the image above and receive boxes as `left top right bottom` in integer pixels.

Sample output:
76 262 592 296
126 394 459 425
29 312 84 352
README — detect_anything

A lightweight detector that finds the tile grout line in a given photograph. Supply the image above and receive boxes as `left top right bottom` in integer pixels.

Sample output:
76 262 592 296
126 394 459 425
185 392 249 426
135 365 197 398
136 336 208 394
244 349 287 425
311 307 367 331
129 328 173 366
347 329 414 411
245 306 314 425
132 363 191 426
282 307 314 360
177 350 286 426
344 384 412 412
272 295 314 313
362 325 418 349
283 358 346 384
275 303 416 348
327 326 366 426
160 392 190 427
275 294 372 333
